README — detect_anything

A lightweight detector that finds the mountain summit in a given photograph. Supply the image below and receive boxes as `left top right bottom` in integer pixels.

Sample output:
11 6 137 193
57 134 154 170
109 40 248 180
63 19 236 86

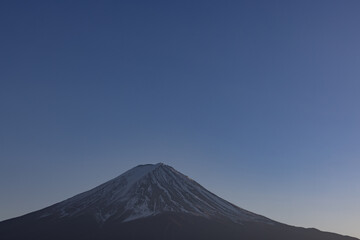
0 163 358 240
38 163 271 224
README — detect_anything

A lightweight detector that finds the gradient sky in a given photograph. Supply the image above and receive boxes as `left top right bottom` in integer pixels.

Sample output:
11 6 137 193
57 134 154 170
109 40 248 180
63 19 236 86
1 0 360 238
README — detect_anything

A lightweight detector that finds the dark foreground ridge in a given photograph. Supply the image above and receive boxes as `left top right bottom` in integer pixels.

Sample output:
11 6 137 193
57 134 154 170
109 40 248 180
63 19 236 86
0 163 358 240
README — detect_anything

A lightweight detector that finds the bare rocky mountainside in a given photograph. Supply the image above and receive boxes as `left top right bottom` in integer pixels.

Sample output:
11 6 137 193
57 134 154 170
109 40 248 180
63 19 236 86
0 163 358 240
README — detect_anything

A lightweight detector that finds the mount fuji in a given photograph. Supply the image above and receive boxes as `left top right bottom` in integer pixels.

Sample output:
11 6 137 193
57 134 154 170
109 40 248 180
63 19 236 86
0 163 357 240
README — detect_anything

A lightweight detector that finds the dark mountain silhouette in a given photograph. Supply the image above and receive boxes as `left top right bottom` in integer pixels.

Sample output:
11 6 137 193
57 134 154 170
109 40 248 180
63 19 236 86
0 163 357 240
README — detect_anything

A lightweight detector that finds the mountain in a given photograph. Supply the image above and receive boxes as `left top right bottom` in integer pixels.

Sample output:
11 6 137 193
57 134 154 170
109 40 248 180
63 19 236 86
0 163 357 240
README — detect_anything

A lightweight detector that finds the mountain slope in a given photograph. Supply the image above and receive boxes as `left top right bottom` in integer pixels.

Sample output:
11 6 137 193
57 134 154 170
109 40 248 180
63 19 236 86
0 163 358 240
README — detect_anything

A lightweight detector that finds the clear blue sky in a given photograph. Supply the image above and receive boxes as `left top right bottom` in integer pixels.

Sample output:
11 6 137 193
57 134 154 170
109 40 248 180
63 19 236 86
1 0 359 238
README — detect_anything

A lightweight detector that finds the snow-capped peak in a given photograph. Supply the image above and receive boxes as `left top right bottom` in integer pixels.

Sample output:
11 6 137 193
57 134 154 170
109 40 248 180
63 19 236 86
37 163 273 224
